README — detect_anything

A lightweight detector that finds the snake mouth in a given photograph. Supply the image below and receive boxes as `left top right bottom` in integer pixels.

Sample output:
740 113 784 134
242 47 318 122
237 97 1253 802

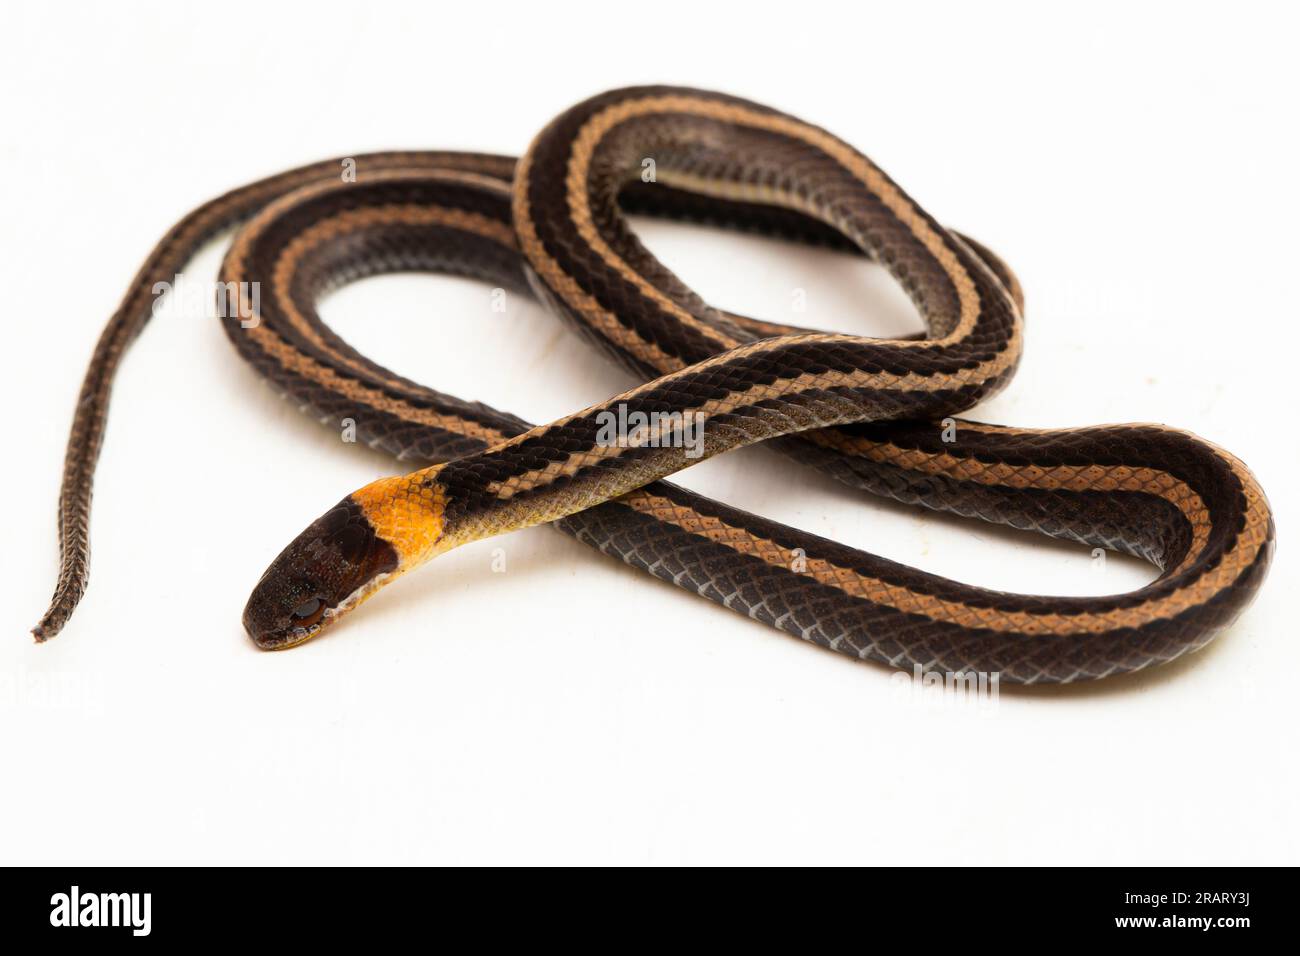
242 498 400 650
253 619 323 651
248 573 397 650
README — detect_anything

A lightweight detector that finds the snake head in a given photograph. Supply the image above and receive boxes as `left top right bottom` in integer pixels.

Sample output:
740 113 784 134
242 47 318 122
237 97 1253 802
242 497 401 649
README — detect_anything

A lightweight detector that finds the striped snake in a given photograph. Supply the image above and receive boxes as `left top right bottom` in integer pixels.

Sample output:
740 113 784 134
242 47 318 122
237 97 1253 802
34 87 1274 683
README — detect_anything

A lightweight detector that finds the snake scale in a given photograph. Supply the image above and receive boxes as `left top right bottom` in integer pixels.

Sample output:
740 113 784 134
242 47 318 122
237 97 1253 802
33 86 1275 683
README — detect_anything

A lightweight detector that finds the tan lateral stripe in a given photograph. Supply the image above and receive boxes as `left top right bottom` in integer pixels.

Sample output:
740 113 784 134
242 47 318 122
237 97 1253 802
558 94 983 345
270 202 516 374
244 323 510 445
483 328 1021 499
270 204 517 444
221 180 516 447
515 150 687 374
513 93 997 379
806 429 1211 575
619 461 1269 636
564 133 739 353
942 420 1274 577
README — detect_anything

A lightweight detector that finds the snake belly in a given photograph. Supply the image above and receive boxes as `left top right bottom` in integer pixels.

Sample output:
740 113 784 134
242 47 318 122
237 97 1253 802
36 87 1274 684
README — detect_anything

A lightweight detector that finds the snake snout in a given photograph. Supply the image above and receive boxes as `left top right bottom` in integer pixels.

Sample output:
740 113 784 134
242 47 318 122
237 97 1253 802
242 497 400 650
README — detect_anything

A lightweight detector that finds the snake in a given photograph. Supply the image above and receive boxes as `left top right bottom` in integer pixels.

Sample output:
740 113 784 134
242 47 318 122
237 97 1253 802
33 86 1274 684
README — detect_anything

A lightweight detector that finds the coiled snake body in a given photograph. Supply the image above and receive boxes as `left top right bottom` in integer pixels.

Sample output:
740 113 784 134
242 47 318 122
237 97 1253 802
34 87 1274 683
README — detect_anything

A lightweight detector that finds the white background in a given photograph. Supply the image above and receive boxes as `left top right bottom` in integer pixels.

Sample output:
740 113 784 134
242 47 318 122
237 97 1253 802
2 1 1295 865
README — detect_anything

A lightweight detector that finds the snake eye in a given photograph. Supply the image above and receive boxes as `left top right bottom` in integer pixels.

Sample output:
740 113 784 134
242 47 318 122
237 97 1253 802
290 596 326 628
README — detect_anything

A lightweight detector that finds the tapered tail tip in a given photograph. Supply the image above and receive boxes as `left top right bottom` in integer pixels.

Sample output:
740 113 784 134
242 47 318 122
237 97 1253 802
31 607 67 642
32 589 80 642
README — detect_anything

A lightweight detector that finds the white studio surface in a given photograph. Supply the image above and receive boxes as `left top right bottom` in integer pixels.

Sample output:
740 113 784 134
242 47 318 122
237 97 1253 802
1 0 1295 865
